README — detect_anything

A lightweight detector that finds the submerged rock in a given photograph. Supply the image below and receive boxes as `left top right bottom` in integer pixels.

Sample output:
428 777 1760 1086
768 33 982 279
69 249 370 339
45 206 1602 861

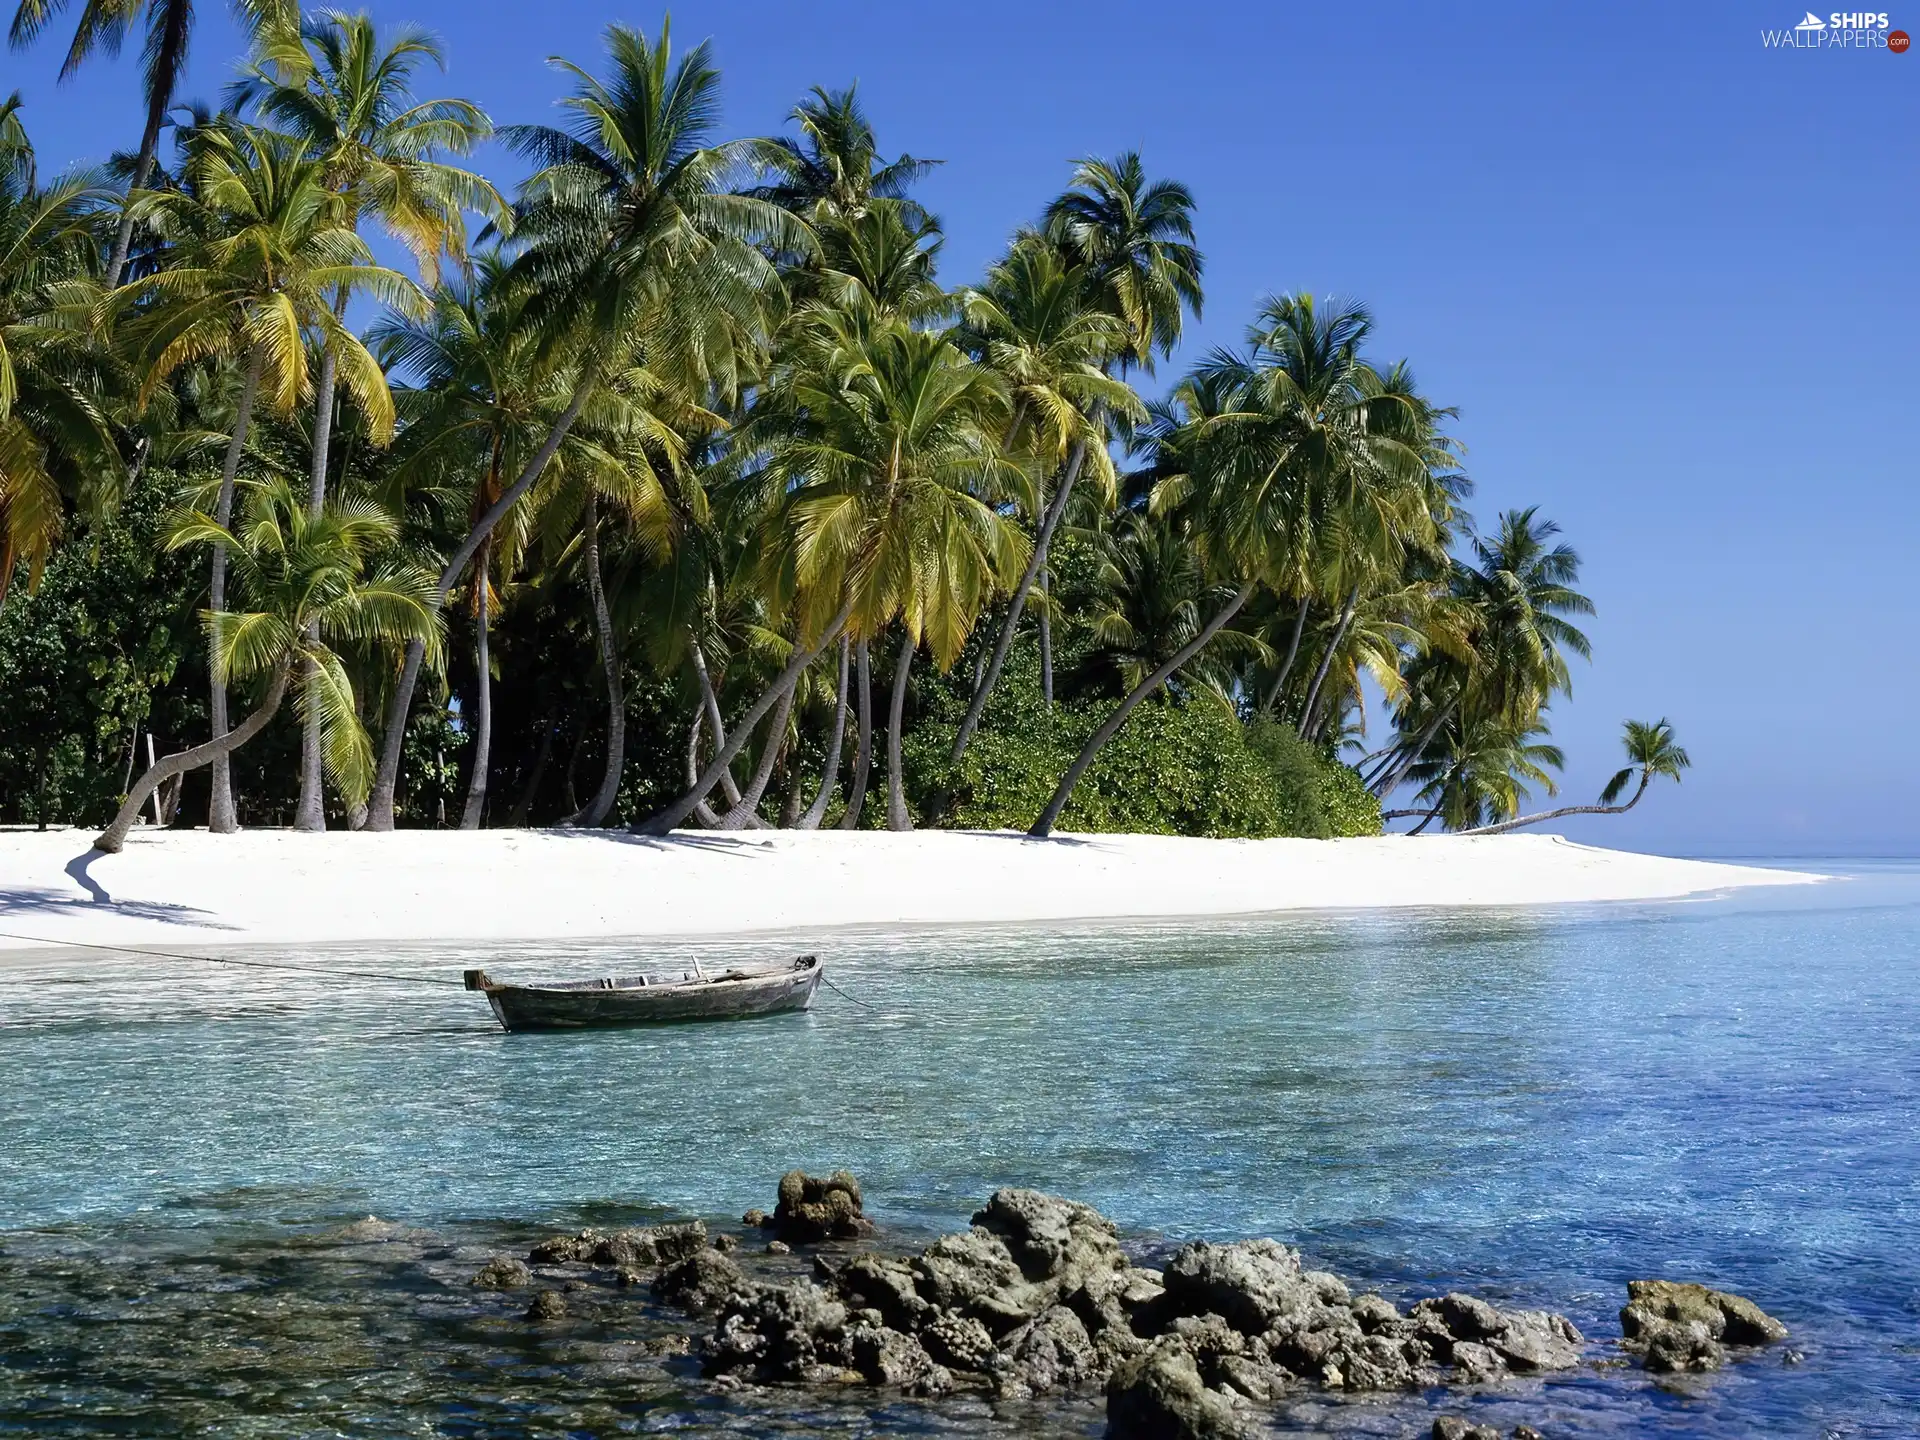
471 1255 533 1290
523 1289 567 1321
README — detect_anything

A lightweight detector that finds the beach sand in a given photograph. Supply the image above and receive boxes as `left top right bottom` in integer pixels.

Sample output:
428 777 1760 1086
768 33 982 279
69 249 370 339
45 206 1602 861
0 827 1820 954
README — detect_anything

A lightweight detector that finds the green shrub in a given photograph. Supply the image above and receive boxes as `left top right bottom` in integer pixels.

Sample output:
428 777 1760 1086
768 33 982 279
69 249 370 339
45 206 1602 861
908 673 1382 839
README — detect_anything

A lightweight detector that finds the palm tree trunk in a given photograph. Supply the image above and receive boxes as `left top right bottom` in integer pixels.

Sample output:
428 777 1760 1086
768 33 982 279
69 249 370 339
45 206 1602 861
1407 801 1446 836
562 495 625 827
96 660 292 853
839 639 874 830
365 374 596 831
950 438 1087 765
1369 700 1456 798
1031 581 1256 839
106 91 169 285
510 716 555 825
1258 599 1311 716
683 713 729 828
1455 771 1650 836
1297 586 1359 739
294 295 347 832
1038 567 1053 706
207 347 265 835
798 636 851 830
689 639 747 809
459 542 492 830
885 630 916 831
635 595 859 836
716 681 796 830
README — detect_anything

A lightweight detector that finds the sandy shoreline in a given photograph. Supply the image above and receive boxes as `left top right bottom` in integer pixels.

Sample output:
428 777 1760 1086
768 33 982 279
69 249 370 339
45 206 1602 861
0 827 1820 954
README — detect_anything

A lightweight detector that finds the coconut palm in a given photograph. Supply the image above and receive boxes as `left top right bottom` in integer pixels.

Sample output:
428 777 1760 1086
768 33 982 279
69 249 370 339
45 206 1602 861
639 315 1024 833
113 121 414 832
1042 152 1202 372
1455 719 1689 836
748 84 937 223
365 18 806 830
1388 712 1565 835
230 8 501 826
947 234 1139 766
94 476 440 851
6 0 293 286
0 100 122 611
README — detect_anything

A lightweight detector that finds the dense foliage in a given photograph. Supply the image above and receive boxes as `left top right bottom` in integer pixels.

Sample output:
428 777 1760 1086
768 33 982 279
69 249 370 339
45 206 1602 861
0 7 1687 843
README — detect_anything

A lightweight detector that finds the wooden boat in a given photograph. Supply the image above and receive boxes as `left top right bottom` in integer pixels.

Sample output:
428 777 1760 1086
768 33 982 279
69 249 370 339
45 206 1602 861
463 955 823 1032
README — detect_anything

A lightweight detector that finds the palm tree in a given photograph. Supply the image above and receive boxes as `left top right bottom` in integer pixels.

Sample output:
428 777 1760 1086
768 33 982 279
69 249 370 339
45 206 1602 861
231 7 500 828
364 17 807 830
638 315 1024 834
1369 507 1593 803
0 99 123 611
946 234 1138 766
1042 152 1202 373
1455 719 1689 836
113 121 413 832
1388 712 1565 835
6 0 292 286
94 476 441 851
748 83 938 229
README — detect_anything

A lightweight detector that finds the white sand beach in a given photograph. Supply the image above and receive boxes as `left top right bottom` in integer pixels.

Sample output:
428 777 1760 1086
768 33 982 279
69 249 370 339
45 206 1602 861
0 827 1819 954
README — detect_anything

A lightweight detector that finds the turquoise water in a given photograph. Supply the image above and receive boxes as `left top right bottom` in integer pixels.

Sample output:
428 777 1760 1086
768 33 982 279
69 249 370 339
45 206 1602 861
2 863 1916 1435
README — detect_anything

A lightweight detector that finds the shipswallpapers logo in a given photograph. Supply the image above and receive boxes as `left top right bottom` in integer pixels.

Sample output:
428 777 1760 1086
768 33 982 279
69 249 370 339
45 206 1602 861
1761 10 1907 46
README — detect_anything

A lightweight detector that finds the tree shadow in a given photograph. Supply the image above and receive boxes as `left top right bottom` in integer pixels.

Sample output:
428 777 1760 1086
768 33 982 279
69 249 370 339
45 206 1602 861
0 850 235 929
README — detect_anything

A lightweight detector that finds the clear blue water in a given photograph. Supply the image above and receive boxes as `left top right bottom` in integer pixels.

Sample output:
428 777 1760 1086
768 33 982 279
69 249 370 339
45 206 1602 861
2 862 1916 1436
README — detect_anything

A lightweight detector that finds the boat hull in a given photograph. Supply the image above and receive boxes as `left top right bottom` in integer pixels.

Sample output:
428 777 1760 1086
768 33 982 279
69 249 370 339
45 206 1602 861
469 958 823 1032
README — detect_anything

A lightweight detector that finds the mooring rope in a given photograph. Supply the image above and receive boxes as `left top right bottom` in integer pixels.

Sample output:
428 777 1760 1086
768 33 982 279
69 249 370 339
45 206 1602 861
0 930 465 988
820 974 878 1010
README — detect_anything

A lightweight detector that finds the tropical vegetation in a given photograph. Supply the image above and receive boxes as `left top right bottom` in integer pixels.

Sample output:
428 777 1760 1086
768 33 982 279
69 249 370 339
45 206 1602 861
0 7 1686 844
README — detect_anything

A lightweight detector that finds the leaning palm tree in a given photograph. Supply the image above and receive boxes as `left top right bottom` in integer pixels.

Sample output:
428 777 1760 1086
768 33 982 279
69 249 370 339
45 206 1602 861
112 121 413 832
6 0 293 285
638 315 1025 834
94 476 441 851
1389 712 1565 835
0 100 122 611
1455 719 1689 836
364 17 807 830
230 7 501 827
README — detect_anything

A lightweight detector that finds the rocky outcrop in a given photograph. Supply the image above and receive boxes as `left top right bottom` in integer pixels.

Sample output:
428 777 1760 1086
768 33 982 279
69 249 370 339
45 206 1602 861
690 1184 1583 1433
1620 1280 1788 1374
501 1176 1598 1435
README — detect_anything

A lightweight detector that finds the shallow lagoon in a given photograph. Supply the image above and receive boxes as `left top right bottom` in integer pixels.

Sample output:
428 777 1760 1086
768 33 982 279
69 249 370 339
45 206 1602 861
2 863 1916 1435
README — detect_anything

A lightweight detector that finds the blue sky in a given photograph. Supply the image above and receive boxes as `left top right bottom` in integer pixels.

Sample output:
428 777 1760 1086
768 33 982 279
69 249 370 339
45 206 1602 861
7 0 1916 855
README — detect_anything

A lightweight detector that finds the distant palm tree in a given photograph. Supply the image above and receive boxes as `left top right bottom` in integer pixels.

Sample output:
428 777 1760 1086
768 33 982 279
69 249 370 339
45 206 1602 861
1455 719 1689 836
6 0 292 285
1391 713 1565 835
94 477 440 852
0 98 122 611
